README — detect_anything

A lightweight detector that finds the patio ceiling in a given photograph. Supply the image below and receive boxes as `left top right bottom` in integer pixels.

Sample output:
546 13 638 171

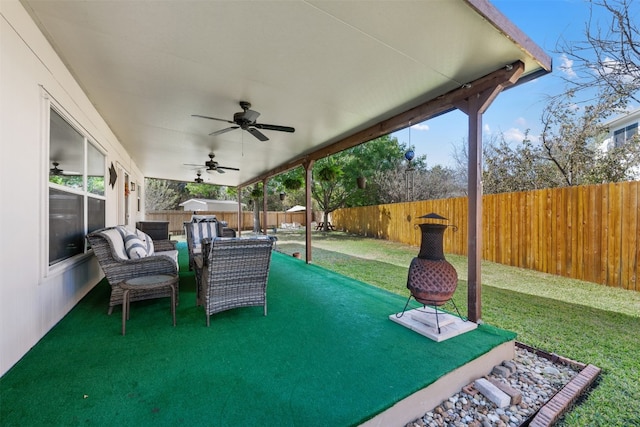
21 0 551 187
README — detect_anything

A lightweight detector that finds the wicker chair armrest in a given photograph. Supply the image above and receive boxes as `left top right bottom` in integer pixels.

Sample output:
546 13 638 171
153 239 177 252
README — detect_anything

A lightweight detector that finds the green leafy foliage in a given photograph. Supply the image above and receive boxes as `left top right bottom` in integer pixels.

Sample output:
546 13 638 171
144 178 181 211
184 182 223 199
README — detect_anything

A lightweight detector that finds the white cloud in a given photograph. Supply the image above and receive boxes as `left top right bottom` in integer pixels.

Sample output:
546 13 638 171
515 117 527 127
560 54 577 79
502 127 527 143
411 123 430 131
601 57 638 83
483 123 491 134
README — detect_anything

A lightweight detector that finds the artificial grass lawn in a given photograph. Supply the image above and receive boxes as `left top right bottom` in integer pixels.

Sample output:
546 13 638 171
0 243 515 426
276 230 640 427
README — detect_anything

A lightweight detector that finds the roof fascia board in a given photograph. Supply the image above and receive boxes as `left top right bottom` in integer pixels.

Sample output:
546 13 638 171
465 0 552 72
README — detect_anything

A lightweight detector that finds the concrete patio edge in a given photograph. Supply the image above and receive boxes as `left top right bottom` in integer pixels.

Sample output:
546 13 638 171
360 340 516 427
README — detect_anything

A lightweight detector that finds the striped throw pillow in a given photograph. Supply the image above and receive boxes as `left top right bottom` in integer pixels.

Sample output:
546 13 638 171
116 226 149 259
135 229 155 255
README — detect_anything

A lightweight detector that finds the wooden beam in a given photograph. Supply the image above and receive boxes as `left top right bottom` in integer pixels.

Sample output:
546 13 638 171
240 61 525 187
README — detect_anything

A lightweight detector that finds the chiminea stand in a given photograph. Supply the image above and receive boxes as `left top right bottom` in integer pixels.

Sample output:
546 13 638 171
397 295 465 334
397 213 467 334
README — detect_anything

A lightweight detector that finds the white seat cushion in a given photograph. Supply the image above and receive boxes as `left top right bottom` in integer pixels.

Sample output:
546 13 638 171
157 250 179 268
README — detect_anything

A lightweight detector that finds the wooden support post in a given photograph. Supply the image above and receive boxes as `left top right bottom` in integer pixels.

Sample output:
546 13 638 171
237 185 243 236
304 159 314 263
454 63 524 322
466 99 483 323
262 179 268 235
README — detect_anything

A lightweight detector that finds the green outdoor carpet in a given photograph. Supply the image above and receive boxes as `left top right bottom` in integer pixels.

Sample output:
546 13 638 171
0 243 515 426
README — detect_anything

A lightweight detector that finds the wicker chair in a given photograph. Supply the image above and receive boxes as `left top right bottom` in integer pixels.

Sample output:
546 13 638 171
87 227 179 314
196 237 274 326
184 219 223 270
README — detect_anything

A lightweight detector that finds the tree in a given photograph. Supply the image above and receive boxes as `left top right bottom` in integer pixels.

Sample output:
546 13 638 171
417 165 465 199
482 132 559 194
341 134 431 206
481 0 640 193
184 182 224 199
250 184 263 233
267 168 306 211
312 159 350 231
557 0 640 104
145 178 180 210
538 91 615 186
585 133 640 183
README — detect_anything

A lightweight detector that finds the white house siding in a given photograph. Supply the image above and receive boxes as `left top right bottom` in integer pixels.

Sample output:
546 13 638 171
0 1 144 376
600 109 640 179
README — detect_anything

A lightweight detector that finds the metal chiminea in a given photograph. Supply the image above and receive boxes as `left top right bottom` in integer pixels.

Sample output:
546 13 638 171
398 213 463 333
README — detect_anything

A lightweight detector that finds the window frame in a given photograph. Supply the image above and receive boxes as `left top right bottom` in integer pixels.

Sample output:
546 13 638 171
45 94 107 277
613 122 639 148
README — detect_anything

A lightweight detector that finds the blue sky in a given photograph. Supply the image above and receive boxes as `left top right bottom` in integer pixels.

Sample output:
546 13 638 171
392 0 623 167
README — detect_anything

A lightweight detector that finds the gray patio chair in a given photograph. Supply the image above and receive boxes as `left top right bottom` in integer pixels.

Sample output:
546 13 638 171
184 219 223 270
196 237 274 326
87 226 179 314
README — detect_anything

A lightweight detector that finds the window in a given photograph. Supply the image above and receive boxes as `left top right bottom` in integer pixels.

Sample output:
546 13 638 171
613 122 639 148
48 108 105 266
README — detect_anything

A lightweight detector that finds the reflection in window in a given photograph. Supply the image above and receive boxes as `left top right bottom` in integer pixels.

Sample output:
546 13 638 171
88 198 106 234
613 123 639 148
49 109 84 190
88 142 105 196
48 107 106 266
49 189 84 265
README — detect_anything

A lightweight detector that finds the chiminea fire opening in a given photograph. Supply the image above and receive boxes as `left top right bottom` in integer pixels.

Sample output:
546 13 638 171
397 213 466 334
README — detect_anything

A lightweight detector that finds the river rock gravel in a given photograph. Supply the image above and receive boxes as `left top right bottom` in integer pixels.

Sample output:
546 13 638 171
406 346 581 427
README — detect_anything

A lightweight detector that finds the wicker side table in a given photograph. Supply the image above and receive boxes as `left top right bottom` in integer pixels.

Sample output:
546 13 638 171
120 274 178 335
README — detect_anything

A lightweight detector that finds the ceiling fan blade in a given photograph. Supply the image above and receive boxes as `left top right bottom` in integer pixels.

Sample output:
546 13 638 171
216 168 226 174
210 126 239 136
217 166 240 171
192 114 234 124
247 127 269 141
253 123 295 133
184 163 203 167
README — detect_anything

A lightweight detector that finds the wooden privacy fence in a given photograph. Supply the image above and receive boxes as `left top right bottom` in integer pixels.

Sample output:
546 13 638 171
145 210 309 235
332 181 639 291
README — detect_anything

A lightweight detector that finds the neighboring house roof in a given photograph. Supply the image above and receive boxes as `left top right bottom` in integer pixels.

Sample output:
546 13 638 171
602 107 640 129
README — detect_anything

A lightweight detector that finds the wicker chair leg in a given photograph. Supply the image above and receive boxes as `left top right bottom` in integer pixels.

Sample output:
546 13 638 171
206 313 210 327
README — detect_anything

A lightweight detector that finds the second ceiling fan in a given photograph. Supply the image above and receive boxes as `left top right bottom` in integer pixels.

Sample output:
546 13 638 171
192 101 295 141
185 153 239 174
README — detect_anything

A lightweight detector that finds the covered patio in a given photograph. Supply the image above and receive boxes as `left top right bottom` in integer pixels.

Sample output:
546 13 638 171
1 0 552 420
0 243 515 426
